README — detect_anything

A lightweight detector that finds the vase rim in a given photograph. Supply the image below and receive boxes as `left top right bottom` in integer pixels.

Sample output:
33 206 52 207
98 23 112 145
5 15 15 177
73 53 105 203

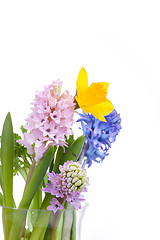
0 202 89 212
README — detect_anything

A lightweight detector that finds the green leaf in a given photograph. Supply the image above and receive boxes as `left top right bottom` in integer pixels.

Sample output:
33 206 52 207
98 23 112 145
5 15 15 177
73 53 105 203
1 112 14 206
1 112 14 239
53 135 85 174
20 125 27 133
52 135 74 173
20 146 56 209
9 146 56 240
53 146 65 173
60 135 84 165
0 165 4 193
43 173 48 186
14 133 29 158
67 134 75 147
13 133 31 177
43 225 50 240
0 192 3 206
27 180 43 233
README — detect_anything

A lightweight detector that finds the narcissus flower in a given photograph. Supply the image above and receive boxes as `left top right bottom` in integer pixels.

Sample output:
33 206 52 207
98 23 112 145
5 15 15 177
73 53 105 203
75 67 114 122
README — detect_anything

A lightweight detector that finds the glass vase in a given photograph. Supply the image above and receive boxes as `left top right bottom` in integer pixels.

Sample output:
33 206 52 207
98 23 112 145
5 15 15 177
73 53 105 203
0 202 88 240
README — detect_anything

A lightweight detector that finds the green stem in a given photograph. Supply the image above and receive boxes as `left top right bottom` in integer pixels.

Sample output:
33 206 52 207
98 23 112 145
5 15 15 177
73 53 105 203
23 158 36 193
17 166 27 182
9 146 56 240
18 158 31 168
22 154 31 165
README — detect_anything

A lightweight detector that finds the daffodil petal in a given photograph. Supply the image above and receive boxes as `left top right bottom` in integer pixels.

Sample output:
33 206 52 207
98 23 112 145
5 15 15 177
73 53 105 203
89 100 114 122
75 96 89 115
90 111 107 122
76 67 88 98
82 108 89 115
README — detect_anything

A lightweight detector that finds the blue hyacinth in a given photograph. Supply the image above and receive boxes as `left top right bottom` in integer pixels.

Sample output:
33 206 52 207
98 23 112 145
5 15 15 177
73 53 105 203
77 109 122 167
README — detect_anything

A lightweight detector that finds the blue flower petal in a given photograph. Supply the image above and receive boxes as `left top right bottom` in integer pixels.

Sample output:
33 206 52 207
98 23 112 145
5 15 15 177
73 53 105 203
77 109 121 167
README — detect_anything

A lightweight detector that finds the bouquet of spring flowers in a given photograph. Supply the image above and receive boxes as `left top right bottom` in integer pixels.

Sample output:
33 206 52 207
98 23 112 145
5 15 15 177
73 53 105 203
0 68 121 240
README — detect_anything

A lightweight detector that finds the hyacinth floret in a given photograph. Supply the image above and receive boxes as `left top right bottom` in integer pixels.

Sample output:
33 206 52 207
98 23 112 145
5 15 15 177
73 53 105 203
18 80 75 162
41 160 89 213
78 109 122 167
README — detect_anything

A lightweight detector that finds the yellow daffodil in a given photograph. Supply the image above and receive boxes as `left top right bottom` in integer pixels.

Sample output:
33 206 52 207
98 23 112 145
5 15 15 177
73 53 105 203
75 67 114 122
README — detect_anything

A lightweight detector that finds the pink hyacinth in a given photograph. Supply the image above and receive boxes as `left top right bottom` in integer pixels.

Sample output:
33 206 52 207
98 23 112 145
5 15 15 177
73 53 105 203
18 80 75 162
41 161 89 212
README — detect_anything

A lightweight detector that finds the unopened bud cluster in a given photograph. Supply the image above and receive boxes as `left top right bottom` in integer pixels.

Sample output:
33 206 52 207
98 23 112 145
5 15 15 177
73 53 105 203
59 161 88 193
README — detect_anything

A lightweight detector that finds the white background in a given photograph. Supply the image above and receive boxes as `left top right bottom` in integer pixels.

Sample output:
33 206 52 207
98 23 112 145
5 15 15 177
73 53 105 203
0 1 160 239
